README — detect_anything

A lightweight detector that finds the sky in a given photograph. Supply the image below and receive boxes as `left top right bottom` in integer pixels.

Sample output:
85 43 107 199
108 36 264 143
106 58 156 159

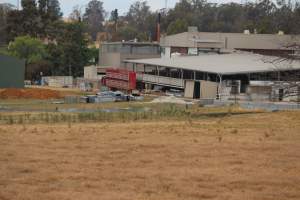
0 0 241 16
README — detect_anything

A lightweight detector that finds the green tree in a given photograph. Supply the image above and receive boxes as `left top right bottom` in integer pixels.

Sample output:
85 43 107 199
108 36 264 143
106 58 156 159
255 0 277 33
21 0 40 37
167 19 188 35
214 3 245 32
117 26 138 41
163 0 194 31
163 0 300 34
8 36 48 79
122 1 155 41
87 46 99 65
8 36 47 65
6 0 39 39
47 0 62 21
6 0 62 41
38 0 62 37
6 9 23 41
292 3 300 34
126 1 151 31
0 3 14 44
83 0 106 41
48 22 90 77
274 0 296 34
69 6 83 22
110 9 118 23
110 9 118 32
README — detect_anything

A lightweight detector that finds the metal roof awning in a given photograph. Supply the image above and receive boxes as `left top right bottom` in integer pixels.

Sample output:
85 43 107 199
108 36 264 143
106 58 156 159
124 52 300 75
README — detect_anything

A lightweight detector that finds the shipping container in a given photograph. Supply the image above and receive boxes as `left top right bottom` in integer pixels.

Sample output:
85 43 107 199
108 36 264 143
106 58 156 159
103 68 136 91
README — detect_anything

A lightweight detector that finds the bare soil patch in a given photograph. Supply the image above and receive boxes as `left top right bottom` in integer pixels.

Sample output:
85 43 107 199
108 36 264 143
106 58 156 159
0 111 299 200
0 88 62 100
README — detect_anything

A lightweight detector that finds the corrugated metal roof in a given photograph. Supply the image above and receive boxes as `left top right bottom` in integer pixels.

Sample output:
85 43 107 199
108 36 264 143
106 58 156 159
124 52 300 75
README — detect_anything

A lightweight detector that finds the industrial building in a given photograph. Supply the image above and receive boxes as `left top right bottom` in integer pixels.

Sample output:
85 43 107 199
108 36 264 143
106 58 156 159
0 55 25 88
84 65 106 80
92 29 300 101
160 27 300 57
124 52 300 101
78 66 107 91
99 42 161 67
82 42 161 91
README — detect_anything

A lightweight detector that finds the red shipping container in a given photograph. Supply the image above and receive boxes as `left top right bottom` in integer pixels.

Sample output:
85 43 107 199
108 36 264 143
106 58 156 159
104 68 136 90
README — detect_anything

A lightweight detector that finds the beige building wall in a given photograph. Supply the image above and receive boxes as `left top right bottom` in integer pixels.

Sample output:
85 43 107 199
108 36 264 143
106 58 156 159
99 53 121 67
84 66 98 79
84 66 105 80
120 54 161 68
44 76 73 88
200 80 218 99
184 80 218 99
184 80 195 98
99 53 160 68
161 32 300 50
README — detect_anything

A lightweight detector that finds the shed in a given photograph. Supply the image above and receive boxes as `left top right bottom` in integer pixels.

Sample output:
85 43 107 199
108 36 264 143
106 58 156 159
0 54 25 88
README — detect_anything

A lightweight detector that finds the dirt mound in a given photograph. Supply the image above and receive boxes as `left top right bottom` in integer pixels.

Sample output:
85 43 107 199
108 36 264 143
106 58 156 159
0 88 62 100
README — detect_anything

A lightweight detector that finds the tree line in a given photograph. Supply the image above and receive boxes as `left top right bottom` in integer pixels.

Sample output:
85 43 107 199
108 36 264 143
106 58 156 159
0 0 100 80
1 0 300 80
111 0 300 41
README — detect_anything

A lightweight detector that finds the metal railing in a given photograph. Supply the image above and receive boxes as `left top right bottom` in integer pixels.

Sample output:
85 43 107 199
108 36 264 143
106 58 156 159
137 73 185 88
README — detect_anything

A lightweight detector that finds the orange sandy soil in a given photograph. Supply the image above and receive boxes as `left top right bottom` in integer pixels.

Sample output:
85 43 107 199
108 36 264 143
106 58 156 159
0 88 62 100
0 87 86 100
0 112 300 200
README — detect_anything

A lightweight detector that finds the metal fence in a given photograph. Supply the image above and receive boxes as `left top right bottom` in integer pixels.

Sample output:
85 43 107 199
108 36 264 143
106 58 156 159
138 74 185 88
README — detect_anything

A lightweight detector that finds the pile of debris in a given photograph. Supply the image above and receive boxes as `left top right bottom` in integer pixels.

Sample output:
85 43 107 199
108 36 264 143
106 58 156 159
65 90 144 104
0 88 62 100
84 91 144 103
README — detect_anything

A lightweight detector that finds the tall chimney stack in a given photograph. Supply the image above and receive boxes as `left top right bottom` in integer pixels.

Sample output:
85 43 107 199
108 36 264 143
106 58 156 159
157 13 161 42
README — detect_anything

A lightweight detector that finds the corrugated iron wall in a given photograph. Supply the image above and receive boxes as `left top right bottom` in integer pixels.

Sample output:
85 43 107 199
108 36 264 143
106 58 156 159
0 55 25 88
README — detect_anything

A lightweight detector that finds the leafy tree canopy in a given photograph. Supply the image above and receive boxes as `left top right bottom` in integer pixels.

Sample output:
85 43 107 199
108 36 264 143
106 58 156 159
83 0 106 40
167 19 188 35
0 3 14 44
8 35 48 80
8 36 47 64
47 22 91 77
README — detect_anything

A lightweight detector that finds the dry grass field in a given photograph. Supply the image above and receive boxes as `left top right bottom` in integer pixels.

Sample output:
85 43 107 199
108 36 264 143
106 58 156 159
0 111 300 200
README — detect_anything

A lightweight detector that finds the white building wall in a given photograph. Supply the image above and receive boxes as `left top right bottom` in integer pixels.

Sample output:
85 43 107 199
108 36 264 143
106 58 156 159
188 48 198 55
84 66 106 80
42 76 73 88
161 47 171 58
84 66 98 79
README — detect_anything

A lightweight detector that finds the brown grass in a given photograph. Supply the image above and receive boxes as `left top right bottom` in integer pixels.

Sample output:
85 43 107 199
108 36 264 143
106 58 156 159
0 111 300 200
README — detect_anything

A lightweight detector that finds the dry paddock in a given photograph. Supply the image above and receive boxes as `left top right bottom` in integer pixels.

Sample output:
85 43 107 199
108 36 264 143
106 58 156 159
0 111 300 200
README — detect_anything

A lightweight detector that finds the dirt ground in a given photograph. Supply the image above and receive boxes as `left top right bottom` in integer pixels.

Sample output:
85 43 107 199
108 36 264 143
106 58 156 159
0 111 300 200
0 88 62 100
0 86 90 100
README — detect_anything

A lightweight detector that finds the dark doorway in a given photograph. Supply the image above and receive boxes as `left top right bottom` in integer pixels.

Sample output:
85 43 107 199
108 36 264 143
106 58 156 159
194 81 201 99
279 89 284 101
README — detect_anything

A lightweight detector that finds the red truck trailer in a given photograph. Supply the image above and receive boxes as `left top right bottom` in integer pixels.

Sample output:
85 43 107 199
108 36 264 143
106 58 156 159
102 68 136 91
